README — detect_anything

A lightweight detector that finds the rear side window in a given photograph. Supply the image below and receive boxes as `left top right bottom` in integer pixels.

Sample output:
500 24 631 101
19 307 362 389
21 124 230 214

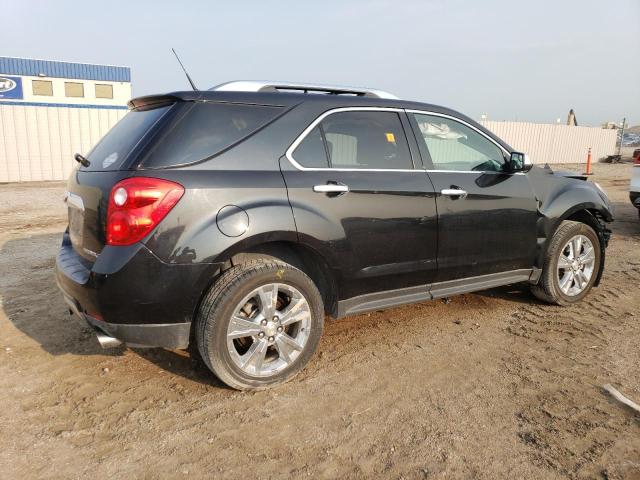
323 111 412 169
84 105 171 171
291 111 414 170
142 103 283 168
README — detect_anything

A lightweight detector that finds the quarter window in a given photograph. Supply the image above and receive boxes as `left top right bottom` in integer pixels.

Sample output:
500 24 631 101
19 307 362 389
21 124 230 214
140 102 283 168
292 126 329 168
412 113 505 172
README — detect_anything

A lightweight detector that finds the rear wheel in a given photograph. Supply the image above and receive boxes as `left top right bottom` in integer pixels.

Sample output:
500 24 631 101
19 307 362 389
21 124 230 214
531 220 601 305
195 259 324 390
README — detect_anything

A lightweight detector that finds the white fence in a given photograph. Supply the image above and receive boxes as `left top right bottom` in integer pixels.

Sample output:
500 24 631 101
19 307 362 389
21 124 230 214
0 105 621 182
480 120 618 165
0 104 126 183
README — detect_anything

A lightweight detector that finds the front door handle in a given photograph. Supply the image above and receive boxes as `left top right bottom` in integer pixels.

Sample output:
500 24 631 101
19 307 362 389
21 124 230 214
440 187 468 199
313 183 349 195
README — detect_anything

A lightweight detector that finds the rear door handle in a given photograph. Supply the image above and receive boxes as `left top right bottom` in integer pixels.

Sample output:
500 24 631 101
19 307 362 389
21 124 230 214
313 183 349 195
440 188 468 199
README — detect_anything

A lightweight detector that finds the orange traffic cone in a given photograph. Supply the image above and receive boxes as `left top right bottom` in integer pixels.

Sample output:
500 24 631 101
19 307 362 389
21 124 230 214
584 147 593 175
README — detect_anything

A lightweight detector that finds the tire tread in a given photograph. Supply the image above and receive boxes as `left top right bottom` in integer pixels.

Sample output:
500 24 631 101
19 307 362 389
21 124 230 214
195 259 323 390
531 220 600 306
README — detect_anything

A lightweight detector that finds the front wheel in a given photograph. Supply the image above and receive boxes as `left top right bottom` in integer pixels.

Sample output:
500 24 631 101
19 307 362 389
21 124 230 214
195 259 324 390
531 220 601 305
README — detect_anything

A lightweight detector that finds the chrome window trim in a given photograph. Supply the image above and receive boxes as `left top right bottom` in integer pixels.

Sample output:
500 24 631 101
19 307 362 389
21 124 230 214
285 107 523 175
285 107 422 173
426 169 526 175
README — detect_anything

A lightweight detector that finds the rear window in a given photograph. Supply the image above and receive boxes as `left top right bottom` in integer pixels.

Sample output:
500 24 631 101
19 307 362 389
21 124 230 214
140 102 283 168
83 105 171 171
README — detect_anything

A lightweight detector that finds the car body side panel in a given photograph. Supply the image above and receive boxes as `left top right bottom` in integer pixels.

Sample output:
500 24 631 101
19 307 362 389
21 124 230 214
425 170 538 281
526 166 613 273
280 158 439 299
528 166 613 230
140 169 298 265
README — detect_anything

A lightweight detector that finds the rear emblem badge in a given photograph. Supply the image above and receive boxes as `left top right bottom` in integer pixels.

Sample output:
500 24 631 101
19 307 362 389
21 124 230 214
102 152 118 168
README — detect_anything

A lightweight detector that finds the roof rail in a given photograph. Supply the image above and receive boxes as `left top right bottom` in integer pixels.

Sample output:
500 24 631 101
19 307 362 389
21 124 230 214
210 80 399 99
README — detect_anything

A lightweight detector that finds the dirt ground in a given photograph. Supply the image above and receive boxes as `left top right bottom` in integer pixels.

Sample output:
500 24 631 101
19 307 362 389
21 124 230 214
1 163 639 479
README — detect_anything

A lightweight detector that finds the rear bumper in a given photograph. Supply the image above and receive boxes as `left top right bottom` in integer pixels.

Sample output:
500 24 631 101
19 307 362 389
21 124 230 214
86 316 190 349
60 290 190 348
55 230 221 349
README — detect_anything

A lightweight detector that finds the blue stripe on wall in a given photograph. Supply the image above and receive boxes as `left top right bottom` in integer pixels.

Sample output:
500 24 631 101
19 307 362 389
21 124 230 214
0 100 129 110
0 57 131 82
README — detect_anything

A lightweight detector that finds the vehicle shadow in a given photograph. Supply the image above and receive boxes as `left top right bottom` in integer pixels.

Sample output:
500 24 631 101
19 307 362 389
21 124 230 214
1 231 124 357
132 347 230 389
0 231 229 388
475 283 548 305
610 201 640 239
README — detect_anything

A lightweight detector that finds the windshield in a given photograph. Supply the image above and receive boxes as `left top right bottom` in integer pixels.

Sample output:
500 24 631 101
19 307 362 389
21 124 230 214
82 105 171 171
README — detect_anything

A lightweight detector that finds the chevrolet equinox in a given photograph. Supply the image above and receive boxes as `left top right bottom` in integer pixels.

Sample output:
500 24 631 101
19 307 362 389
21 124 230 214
56 81 613 390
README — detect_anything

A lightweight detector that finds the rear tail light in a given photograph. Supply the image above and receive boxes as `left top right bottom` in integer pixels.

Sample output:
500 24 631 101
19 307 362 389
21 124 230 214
106 177 184 246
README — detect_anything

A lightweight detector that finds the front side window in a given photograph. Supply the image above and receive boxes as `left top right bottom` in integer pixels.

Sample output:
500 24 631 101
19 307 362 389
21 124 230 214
412 113 505 172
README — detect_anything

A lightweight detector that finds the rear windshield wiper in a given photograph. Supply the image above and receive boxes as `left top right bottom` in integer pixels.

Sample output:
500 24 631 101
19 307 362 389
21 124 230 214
74 153 90 167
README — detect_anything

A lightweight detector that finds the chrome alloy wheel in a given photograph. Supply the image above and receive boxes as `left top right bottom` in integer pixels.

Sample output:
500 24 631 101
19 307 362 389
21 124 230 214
556 234 596 296
226 283 312 377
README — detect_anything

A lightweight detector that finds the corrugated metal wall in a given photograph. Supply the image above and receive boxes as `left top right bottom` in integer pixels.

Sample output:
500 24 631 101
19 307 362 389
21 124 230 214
479 121 618 165
0 57 131 82
0 104 125 182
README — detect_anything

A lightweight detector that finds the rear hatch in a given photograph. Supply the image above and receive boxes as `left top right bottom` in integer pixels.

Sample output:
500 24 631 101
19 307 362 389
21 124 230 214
65 94 286 263
66 104 172 262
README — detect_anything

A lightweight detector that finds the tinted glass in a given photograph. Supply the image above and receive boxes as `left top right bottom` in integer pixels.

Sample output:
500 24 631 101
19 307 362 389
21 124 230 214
412 113 505 172
292 126 329 167
83 105 171 171
320 111 413 169
143 103 283 168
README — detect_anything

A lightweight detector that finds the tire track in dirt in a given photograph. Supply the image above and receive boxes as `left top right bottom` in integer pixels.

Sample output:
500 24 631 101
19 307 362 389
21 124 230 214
503 240 640 479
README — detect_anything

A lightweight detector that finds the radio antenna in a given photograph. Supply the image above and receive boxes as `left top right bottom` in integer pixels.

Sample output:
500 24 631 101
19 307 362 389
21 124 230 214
171 48 198 91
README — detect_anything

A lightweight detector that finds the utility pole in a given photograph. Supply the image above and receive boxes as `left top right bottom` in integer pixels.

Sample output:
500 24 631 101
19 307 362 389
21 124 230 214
618 117 626 157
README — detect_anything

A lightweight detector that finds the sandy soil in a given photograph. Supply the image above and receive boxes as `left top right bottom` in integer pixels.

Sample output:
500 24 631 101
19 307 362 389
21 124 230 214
1 164 639 479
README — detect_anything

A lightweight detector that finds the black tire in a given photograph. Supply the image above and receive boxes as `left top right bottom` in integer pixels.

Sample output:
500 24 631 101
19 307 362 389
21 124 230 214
195 259 324 390
531 220 601 306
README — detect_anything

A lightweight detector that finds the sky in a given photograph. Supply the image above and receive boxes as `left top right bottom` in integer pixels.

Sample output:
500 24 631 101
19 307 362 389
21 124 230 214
2 0 639 126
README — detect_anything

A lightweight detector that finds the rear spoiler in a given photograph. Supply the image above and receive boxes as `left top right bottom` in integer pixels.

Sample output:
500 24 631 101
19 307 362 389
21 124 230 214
127 92 198 110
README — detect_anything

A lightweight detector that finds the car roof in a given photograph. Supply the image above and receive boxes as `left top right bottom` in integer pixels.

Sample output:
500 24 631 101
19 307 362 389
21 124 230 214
130 88 460 116
127 84 513 152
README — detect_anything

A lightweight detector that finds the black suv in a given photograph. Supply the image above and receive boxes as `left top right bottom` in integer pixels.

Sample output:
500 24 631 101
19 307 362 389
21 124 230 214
56 81 613 390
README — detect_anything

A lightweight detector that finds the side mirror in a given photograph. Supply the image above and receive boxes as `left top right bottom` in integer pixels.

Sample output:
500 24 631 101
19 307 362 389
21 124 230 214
508 152 532 172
